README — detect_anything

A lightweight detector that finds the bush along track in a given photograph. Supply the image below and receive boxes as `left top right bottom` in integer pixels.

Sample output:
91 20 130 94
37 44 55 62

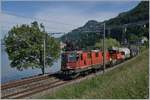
44 49 149 99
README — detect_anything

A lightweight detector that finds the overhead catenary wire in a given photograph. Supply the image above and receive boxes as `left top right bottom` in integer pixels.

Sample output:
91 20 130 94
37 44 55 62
1 11 79 28
1 21 68 33
1 4 78 24
1 19 74 32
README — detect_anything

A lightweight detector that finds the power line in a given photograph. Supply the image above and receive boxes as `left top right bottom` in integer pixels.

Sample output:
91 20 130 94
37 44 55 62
1 22 69 33
1 11 79 27
1 18 74 33
2 4 78 24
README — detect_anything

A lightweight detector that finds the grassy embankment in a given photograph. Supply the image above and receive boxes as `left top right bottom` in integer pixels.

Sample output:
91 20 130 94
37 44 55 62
44 49 149 99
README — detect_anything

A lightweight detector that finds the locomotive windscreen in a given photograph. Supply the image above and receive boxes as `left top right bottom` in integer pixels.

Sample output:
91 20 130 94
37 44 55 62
61 53 77 64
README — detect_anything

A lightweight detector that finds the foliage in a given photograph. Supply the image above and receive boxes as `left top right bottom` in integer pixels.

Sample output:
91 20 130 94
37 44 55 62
94 38 120 49
43 50 149 99
127 34 139 41
4 21 61 74
126 25 149 40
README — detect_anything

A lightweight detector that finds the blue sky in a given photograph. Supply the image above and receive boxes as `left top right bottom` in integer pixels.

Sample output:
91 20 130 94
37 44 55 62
2 1 140 16
1 1 140 38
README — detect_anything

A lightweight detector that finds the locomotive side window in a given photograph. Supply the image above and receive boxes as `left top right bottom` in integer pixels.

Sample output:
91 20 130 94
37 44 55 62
95 52 99 57
80 54 83 60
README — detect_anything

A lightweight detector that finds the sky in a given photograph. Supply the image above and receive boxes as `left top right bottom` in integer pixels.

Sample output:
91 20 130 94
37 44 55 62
1 1 141 38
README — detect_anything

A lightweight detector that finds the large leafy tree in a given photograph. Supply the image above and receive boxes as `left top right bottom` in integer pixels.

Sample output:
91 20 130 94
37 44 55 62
4 21 61 74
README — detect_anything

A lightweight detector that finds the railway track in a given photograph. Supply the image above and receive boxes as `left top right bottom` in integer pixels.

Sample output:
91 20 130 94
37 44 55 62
1 74 57 99
1 57 137 99
2 79 65 99
1 74 51 90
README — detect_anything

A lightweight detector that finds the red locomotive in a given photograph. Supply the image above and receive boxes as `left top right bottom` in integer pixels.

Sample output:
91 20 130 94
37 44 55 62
61 48 126 78
60 41 139 79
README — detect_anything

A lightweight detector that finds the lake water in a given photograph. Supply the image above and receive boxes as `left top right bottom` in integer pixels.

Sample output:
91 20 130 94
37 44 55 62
1 45 61 84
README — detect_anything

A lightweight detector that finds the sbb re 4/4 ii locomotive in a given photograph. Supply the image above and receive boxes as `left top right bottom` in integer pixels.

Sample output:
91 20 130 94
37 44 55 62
61 47 138 79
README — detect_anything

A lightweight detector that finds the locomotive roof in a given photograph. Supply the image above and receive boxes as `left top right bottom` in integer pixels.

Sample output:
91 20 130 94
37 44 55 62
62 49 102 54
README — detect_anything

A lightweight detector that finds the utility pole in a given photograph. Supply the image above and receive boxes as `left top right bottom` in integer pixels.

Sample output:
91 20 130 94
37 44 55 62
43 36 46 74
42 25 46 75
103 23 106 73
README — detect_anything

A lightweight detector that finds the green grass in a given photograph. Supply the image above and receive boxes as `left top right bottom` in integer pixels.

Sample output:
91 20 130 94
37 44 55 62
43 49 149 99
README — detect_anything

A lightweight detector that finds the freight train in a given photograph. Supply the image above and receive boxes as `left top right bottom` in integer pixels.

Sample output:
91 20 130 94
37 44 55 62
61 47 139 79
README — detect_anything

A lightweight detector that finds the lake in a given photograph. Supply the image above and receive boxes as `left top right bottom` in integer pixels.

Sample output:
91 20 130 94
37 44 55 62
1 45 61 84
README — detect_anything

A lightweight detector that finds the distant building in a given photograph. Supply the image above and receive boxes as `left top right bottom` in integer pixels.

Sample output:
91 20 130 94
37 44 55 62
141 37 148 44
136 37 148 45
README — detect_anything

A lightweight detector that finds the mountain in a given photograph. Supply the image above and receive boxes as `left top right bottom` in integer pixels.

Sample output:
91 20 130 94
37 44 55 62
71 20 101 33
61 1 149 49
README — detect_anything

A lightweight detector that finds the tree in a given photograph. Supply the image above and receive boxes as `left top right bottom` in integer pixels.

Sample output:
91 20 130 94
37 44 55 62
95 38 120 49
128 34 139 41
4 21 61 74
